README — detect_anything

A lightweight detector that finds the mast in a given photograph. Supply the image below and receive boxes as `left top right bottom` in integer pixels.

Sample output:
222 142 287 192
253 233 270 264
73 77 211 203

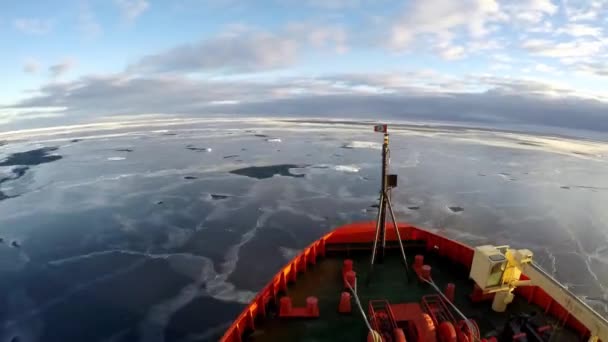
369 124 410 283
377 131 389 262
370 124 390 266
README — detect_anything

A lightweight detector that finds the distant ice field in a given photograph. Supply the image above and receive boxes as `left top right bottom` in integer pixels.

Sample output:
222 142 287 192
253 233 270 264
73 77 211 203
1 118 607 342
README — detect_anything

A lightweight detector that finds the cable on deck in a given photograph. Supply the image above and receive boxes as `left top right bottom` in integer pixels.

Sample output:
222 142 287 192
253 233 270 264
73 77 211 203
345 276 382 341
385 192 410 280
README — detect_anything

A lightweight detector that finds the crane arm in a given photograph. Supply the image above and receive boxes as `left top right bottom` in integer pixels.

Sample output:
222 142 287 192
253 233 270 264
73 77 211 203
521 262 608 342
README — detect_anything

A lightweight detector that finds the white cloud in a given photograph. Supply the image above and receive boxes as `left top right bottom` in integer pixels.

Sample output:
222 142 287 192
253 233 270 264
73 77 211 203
522 39 603 58
514 11 545 23
528 20 554 33
79 3 103 38
491 53 514 63
526 0 558 13
563 0 608 22
49 58 77 78
466 39 505 53
386 0 563 59
557 23 603 37
437 45 467 60
576 61 608 77
490 63 512 71
13 18 53 34
23 59 41 74
115 0 149 22
386 0 570 62
286 23 349 53
534 63 556 73
389 0 502 51
130 23 349 74
505 0 558 22
130 27 298 74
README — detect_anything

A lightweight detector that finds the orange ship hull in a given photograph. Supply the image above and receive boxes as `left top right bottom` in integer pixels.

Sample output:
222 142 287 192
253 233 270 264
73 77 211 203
220 222 591 341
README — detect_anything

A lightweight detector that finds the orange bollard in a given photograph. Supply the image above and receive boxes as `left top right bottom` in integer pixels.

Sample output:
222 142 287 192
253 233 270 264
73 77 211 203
338 291 352 313
279 296 292 315
343 259 354 273
445 283 455 302
415 255 424 268
421 265 431 281
306 296 319 316
345 270 356 288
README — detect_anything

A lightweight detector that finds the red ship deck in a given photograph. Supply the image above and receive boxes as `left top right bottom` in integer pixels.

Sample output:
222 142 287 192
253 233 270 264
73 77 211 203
220 222 594 342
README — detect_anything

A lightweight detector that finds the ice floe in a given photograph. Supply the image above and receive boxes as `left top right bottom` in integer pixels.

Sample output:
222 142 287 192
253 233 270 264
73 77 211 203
334 165 360 173
342 141 382 150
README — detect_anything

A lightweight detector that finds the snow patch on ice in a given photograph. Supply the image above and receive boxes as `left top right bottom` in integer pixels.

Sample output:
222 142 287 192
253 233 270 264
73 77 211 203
343 141 381 149
279 247 300 261
334 165 360 173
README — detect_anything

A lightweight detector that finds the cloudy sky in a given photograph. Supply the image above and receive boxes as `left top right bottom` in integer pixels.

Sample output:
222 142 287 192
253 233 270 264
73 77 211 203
2 0 608 132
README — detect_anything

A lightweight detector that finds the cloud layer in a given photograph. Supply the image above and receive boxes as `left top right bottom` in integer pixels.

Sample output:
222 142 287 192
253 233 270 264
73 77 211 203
6 71 608 133
130 29 298 74
129 23 348 74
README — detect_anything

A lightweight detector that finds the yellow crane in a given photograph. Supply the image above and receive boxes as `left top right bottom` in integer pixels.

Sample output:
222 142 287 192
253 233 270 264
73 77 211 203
470 245 608 342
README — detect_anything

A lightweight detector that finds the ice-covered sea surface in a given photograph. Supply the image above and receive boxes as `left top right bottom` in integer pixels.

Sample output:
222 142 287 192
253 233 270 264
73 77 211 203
1 118 608 342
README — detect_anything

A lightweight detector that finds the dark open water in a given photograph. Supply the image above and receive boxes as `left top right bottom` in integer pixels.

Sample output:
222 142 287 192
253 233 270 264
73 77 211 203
1 118 607 342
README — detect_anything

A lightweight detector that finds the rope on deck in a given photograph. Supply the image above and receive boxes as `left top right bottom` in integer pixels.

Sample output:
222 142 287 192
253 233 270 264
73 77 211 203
422 278 482 342
345 277 382 341
385 192 410 280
